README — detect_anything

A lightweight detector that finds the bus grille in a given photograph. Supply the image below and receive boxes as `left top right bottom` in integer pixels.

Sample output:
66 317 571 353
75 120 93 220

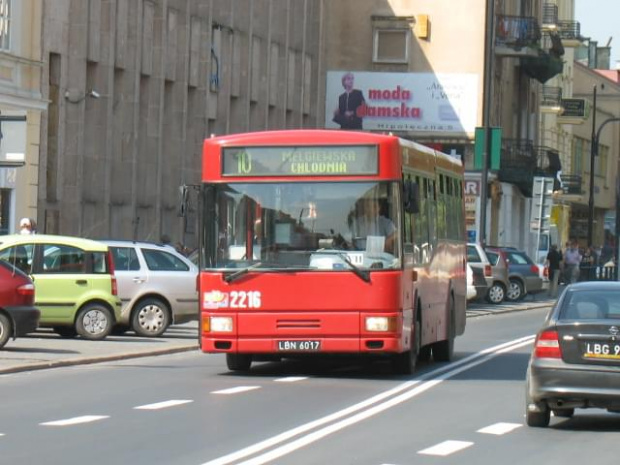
276 319 321 329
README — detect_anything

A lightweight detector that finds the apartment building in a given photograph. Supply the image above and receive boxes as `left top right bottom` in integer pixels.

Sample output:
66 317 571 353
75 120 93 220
38 0 322 246
0 0 46 234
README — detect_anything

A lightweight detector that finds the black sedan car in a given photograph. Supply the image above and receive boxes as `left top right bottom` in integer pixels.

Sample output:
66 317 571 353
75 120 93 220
526 282 620 427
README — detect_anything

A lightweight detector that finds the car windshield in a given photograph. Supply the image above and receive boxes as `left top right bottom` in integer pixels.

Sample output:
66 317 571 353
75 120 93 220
205 181 402 271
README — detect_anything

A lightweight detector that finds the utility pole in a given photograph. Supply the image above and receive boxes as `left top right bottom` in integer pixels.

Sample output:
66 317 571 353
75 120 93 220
479 0 495 245
587 85 597 247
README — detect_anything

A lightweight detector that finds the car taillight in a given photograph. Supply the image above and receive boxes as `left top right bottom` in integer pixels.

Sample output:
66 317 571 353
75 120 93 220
534 330 562 359
17 283 35 304
543 266 549 278
111 276 118 296
530 264 540 274
484 264 492 277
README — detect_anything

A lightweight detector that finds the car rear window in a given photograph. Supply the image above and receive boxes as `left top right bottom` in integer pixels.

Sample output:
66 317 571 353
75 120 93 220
506 252 530 265
110 247 140 271
485 250 500 266
561 291 620 320
142 249 190 272
467 246 482 263
92 252 110 274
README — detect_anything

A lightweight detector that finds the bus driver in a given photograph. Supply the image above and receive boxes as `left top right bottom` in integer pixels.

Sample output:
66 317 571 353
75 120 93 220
350 197 395 253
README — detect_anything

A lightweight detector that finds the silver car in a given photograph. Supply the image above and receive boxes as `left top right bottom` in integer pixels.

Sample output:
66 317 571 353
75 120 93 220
102 240 198 337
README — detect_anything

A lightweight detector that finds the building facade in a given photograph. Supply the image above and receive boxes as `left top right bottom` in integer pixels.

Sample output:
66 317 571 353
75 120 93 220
323 0 559 254
0 0 46 234
38 0 323 246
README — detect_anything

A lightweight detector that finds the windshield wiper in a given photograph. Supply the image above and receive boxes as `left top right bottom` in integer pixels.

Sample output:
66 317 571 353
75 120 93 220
224 263 312 283
314 249 371 283
224 262 263 283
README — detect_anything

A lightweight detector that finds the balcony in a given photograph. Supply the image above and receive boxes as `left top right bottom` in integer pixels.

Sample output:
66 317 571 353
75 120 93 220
541 3 558 32
495 15 541 57
541 85 562 113
556 174 583 197
557 20 584 47
497 140 541 196
497 141 563 196
521 32 564 83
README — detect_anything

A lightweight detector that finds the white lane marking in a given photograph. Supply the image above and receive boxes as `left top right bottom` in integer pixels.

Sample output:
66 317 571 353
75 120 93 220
40 415 109 426
0 433 4 437
418 440 474 456
274 377 308 383
477 422 522 435
202 335 534 465
212 386 261 395
134 400 193 410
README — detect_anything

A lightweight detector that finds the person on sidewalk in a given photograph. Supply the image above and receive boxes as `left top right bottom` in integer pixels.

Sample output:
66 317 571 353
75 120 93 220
563 241 582 284
545 244 562 298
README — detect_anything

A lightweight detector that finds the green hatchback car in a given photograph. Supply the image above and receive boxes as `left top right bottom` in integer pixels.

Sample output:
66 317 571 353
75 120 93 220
0 234 122 340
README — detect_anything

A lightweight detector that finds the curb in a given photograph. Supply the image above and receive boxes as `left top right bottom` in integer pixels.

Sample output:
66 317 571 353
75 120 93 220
0 344 199 375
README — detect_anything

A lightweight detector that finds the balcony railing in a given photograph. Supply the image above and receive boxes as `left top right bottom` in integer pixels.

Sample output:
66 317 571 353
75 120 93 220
496 15 541 51
558 174 582 195
541 86 562 108
542 3 558 29
557 20 582 42
498 139 541 196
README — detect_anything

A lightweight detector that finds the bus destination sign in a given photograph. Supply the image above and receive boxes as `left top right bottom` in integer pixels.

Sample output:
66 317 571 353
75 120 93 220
222 146 378 177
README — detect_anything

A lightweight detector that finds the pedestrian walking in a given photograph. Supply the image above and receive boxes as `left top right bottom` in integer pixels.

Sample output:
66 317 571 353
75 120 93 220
545 244 562 298
563 241 582 284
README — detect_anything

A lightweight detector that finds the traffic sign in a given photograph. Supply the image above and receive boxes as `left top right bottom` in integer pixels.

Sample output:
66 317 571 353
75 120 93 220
530 177 554 233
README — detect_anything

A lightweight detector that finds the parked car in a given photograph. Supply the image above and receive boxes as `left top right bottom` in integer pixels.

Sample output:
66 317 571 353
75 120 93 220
0 235 121 340
0 260 40 349
101 240 199 337
488 247 545 301
466 264 477 301
526 282 620 427
467 243 509 304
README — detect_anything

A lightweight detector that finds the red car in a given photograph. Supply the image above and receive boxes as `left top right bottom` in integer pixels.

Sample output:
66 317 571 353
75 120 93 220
0 259 40 349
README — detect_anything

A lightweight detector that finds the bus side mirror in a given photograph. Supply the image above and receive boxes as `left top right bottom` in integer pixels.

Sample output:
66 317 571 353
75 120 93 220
403 180 420 214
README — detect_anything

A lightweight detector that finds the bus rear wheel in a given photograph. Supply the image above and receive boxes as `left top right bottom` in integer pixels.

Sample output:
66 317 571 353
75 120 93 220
226 353 253 372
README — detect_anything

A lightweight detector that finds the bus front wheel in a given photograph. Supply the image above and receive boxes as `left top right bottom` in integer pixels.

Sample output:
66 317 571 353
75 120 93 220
226 353 253 372
391 321 419 375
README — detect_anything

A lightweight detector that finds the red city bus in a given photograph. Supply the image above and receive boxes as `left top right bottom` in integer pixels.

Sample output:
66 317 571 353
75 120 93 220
195 129 466 374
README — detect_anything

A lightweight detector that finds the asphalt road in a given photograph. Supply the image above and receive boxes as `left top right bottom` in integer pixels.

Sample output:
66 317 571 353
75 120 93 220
6 301 620 465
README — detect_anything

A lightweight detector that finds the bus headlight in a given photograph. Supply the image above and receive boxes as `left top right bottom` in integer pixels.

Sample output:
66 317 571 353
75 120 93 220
210 316 234 332
365 316 396 332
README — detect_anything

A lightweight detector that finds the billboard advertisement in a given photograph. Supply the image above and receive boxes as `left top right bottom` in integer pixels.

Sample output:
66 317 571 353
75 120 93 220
325 71 479 137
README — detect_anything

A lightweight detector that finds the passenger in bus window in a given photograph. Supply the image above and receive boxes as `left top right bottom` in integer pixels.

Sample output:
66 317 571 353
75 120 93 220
350 198 395 253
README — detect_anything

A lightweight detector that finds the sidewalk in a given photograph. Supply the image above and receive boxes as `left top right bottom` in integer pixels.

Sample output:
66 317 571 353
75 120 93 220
0 324 199 375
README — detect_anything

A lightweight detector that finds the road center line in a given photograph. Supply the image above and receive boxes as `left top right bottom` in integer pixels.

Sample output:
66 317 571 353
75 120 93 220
40 415 109 426
134 400 194 410
202 335 534 465
477 422 522 435
418 440 474 456
274 377 308 383
212 386 261 395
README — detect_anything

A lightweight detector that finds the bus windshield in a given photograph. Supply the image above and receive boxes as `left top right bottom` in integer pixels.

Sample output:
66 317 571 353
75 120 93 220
209 181 402 271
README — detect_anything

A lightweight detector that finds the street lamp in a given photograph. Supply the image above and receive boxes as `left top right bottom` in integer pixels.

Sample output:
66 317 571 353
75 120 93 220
587 83 620 247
